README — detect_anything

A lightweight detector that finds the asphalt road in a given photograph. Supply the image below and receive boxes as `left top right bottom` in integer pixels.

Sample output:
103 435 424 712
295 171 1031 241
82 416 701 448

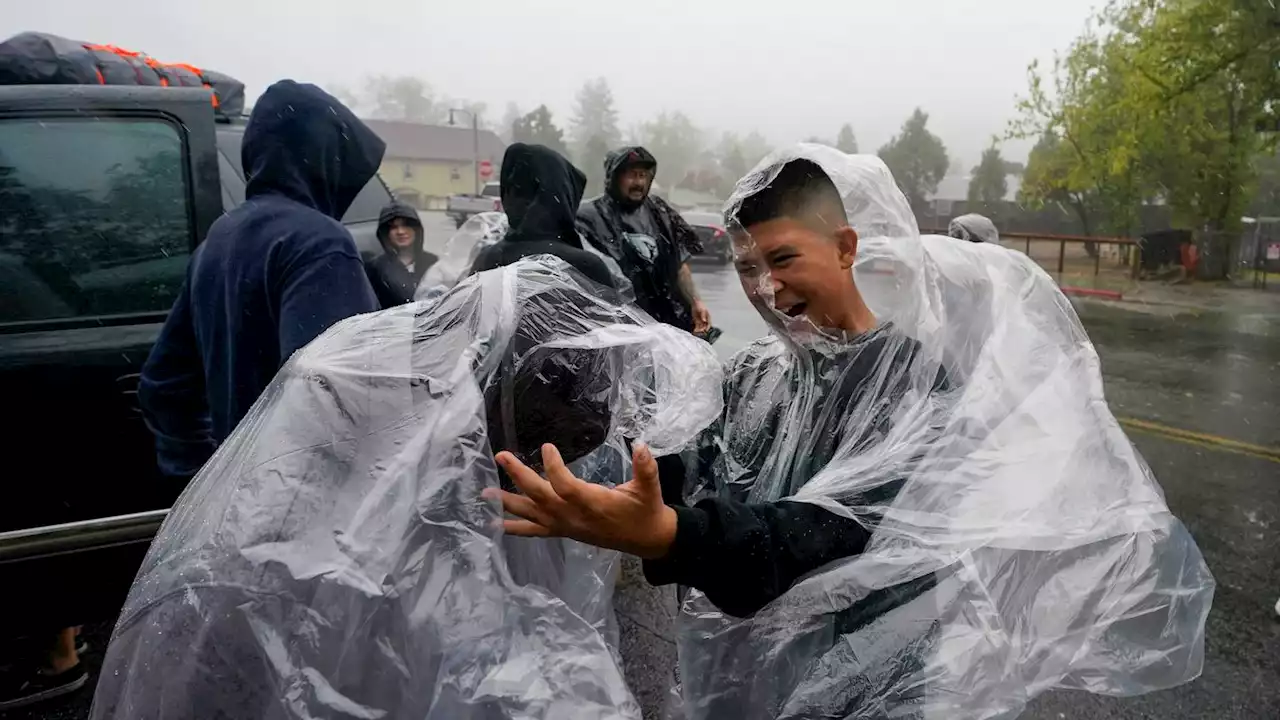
689 258 1279 719
6 220 1276 720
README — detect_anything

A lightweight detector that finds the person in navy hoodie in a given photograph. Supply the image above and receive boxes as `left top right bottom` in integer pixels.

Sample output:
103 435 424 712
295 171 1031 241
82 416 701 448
139 80 385 482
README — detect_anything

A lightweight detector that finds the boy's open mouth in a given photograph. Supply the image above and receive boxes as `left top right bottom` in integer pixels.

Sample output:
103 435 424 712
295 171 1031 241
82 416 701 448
782 303 807 318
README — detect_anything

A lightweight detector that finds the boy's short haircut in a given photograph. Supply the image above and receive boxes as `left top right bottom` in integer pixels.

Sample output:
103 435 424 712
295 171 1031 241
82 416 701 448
731 159 849 232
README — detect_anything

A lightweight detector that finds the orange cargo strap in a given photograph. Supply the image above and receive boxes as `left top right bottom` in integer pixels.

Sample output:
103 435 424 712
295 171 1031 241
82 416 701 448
82 43 218 107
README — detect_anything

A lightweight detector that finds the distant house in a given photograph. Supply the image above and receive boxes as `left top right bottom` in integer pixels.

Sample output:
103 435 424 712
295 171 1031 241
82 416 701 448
928 173 1022 208
364 119 505 210
919 173 1023 229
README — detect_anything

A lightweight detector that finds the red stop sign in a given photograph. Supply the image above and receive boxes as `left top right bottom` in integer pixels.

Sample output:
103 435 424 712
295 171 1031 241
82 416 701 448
479 160 494 179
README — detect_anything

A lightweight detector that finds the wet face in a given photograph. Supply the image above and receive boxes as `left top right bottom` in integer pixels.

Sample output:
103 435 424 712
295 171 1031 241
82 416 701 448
387 219 417 250
733 217 859 332
617 165 654 203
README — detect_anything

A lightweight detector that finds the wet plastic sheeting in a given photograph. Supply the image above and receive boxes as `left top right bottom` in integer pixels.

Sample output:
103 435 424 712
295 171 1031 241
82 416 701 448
416 211 635 304
91 257 722 720
416 210 508 300
678 145 1214 719
947 213 1000 244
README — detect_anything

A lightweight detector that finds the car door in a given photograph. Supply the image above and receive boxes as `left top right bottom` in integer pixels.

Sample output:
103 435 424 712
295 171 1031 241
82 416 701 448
0 86 221 629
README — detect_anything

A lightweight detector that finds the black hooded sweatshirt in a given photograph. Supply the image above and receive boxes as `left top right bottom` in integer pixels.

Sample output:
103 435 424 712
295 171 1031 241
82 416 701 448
575 146 702 330
139 80 384 480
366 201 438 307
470 143 615 289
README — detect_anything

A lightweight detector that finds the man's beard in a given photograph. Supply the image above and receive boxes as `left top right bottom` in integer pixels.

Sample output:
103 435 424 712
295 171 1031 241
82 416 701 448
614 184 648 211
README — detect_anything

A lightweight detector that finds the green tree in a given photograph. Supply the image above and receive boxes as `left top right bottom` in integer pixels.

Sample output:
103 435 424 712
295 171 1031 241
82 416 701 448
363 75 444 123
499 102 523 144
877 108 949 211
967 146 1009 211
570 78 622 161
716 133 750 196
1010 26 1150 238
581 134 612 196
637 111 705 189
1011 0 1280 276
836 123 859 153
1020 131 1101 237
328 83 362 112
1247 150 1280 217
512 105 568 157
1120 0 1278 235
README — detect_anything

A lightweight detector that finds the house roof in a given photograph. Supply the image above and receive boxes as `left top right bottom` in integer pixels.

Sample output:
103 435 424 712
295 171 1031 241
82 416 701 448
363 119 506 164
928 173 1022 203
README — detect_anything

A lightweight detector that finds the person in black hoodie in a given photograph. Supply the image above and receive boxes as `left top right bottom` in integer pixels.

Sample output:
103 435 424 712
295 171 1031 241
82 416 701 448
365 201 437 307
470 143 615 289
576 146 711 333
138 80 384 481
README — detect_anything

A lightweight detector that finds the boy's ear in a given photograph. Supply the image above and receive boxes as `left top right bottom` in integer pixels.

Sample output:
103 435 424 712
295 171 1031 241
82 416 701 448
834 226 859 269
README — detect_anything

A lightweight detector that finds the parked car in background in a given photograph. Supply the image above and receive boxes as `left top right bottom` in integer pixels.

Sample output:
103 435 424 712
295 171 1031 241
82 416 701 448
681 210 732 263
0 84 392 634
447 181 501 228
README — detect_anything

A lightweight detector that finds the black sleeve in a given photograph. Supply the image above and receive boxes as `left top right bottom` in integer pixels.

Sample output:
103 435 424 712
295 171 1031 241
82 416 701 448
468 245 500 276
658 197 704 256
572 250 618 290
643 497 872 618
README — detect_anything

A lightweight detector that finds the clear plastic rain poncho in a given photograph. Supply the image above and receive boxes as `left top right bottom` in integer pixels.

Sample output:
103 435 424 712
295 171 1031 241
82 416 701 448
947 212 1000 244
415 210 508 301
415 211 635 304
675 145 1213 719
91 256 722 720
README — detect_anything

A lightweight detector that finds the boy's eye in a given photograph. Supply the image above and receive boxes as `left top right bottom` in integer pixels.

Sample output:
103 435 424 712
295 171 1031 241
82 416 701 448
770 254 797 267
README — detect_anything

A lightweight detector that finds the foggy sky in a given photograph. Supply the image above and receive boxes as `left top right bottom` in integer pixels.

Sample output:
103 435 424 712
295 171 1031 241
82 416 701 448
3 0 1100 167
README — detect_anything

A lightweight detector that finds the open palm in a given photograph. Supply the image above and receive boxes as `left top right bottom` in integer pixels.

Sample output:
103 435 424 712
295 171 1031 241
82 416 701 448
485 443 678 560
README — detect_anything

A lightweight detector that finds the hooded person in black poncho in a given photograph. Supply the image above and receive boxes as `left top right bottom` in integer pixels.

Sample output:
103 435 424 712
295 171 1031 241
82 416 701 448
365 201 439 308
576 146 711 334
470 143 616 289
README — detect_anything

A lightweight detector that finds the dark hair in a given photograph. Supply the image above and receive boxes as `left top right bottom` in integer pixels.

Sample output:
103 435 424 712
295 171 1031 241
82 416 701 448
732 158 848 231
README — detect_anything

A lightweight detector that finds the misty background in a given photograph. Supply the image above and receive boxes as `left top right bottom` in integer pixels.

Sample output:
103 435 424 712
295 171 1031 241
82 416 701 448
1 0 1099 172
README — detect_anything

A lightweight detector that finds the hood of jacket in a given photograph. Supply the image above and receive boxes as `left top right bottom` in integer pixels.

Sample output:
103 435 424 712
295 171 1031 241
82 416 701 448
376 201 426 255
242 80 386 220
604 146 657 208
948 213 999 243
500 143 587 247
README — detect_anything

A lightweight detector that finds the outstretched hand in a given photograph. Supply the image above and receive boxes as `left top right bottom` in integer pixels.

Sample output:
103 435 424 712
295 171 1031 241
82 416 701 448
483 443 677 560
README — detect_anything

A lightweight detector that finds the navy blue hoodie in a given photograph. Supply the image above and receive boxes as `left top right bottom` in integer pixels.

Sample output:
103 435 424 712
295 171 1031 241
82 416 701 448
139 80 385 479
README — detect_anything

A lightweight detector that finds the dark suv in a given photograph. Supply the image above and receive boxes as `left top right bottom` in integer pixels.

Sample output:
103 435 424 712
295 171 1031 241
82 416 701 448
0 86 392 631
681 210 732 264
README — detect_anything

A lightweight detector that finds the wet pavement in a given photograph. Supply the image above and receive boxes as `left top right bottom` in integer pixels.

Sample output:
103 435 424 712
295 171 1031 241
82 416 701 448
6 225 1276 720
688 260 1280 720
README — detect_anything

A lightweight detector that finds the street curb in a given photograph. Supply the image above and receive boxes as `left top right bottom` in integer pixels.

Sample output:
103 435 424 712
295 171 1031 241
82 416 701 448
1061 285 1221 311
1061 286 1124 300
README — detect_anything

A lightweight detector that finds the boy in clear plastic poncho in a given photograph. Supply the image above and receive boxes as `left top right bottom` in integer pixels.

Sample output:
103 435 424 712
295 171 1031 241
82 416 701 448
492 146 1214 719
89 257 723 720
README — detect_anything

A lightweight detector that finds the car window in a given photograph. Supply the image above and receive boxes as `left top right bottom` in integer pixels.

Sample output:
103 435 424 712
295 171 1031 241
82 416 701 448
215 128 390 223
481 183 501 197
216 145 245 211
0 117 191 325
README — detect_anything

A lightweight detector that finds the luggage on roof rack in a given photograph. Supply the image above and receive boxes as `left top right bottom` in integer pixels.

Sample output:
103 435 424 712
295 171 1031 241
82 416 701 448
0 31 245 118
